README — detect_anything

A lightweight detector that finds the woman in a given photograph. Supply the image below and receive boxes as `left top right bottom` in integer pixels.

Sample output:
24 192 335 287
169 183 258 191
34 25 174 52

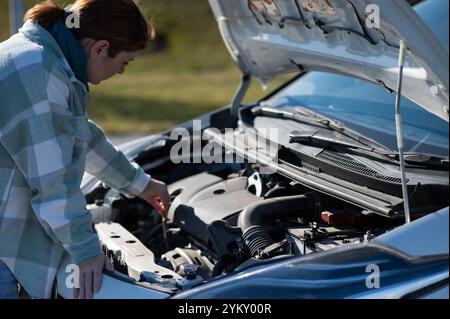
0 0 170 299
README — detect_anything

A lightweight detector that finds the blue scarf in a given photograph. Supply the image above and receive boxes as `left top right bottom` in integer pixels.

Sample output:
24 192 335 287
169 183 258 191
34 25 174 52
48 11 89 90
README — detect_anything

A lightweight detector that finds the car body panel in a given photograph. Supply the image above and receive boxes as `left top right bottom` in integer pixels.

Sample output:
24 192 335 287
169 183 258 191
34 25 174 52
208 0 449 120
56 254 171 299
373 207 449 257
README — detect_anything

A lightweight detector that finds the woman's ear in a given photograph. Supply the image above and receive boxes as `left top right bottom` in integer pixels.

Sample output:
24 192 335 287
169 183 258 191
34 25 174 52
89 40 110 60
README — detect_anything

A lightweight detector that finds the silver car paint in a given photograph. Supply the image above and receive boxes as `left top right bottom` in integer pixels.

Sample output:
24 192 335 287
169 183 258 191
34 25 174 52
208 0 449 120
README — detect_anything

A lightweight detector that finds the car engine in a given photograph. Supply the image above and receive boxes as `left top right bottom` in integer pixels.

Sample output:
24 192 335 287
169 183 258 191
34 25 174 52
86 162 400 292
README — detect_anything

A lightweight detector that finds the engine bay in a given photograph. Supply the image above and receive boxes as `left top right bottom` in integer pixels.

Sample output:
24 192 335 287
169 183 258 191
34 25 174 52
87 163 404 293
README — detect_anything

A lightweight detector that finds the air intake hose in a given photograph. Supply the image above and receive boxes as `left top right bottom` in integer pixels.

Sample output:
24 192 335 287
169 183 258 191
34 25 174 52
238 193 321 257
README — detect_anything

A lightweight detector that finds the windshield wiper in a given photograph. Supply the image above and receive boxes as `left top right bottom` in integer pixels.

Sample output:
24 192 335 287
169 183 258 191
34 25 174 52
387 152 449 168
289 130 448 168
289 130 375 152
252 104 392 154
252 105 448 168
252 104 334 129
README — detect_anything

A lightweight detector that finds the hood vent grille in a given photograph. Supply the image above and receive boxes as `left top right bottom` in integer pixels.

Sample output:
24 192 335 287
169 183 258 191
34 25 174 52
301 161 320 173
317 150 406 184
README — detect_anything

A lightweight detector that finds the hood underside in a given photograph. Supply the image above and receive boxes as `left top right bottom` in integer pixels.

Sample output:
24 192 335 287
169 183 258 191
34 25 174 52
208 0 449 121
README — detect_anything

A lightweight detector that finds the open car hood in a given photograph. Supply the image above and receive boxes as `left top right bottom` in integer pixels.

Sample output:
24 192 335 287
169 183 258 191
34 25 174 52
208 0 449 121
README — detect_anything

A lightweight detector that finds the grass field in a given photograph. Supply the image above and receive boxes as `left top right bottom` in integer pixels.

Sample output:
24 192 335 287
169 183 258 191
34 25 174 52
1 0 290 134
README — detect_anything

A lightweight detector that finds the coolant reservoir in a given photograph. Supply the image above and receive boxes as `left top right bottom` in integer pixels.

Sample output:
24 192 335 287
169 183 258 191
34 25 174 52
87 199 114 224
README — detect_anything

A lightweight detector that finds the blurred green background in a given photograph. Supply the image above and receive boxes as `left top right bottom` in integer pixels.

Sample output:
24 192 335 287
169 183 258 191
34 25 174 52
0 0 287 134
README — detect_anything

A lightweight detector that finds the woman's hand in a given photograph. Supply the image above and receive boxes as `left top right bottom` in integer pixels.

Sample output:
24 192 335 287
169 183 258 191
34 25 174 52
74 254 114 299
138 178 170 218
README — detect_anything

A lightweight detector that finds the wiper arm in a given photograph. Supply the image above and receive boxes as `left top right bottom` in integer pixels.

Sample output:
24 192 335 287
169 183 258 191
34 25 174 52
289 130 375 152
252 104 392 154
252 105 332 129
387 152 449 168
292 105 393 152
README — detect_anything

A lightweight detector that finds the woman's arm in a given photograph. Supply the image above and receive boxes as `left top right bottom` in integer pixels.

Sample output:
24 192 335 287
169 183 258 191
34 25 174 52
85 121 169 216
85 120 150 197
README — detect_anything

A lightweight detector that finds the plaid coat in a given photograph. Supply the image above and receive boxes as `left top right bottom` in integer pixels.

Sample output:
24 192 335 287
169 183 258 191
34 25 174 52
0 21 150 298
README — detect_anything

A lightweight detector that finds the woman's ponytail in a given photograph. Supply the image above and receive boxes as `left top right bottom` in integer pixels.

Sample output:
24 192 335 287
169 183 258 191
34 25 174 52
24 1 65 29
24 0 154 57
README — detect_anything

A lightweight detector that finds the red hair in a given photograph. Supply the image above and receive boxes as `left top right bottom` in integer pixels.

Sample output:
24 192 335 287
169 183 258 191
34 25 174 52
25 0 155 57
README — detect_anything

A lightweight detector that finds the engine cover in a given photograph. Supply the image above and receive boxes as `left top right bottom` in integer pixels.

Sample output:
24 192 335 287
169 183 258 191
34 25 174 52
167 172 261 242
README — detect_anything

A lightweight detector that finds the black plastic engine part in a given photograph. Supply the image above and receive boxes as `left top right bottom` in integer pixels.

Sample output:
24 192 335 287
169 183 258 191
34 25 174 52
238 192 334 257
207 220 243 257
167 172 260 243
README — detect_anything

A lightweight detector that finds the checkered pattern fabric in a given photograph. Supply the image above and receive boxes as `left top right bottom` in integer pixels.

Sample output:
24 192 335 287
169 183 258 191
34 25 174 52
0 21 150 298
0 259 18 299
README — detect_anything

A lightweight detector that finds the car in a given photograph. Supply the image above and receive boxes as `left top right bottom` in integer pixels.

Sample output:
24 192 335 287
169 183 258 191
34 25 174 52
56 0 448 299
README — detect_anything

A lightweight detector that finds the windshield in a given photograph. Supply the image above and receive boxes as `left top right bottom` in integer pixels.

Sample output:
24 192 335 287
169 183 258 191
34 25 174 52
265 0 449 157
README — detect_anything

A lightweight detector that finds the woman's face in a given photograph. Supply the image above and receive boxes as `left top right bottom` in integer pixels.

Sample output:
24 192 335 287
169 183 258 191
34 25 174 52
88 50 141 84
82 39 142 85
